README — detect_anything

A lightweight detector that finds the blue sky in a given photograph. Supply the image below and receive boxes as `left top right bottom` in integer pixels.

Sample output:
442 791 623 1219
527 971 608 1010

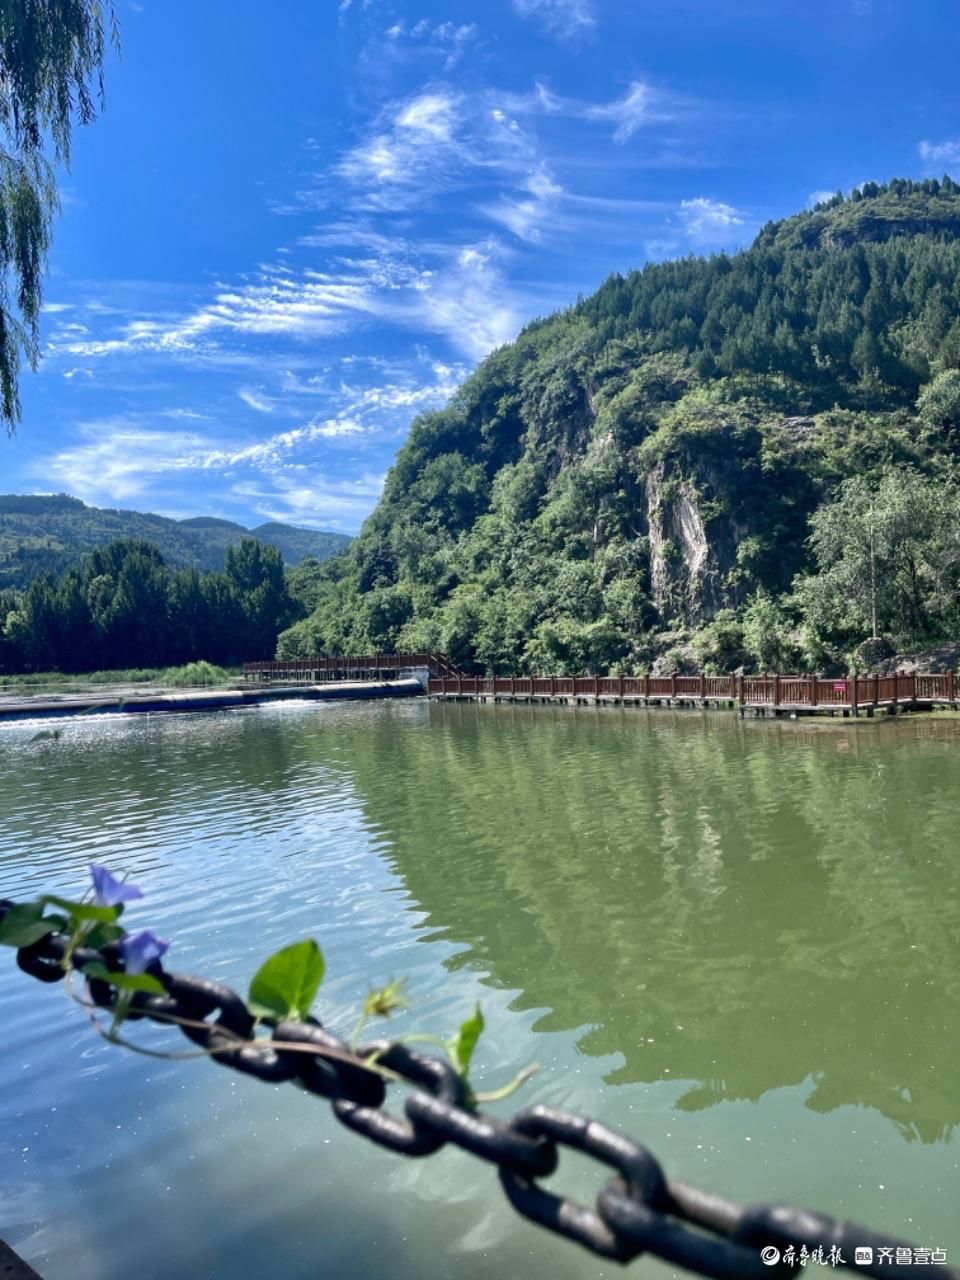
5 0 960 533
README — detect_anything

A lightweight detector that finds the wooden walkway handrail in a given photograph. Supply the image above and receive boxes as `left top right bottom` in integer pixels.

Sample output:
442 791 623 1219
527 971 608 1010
241 657 959 715
424 669 959 715
243 653 467 680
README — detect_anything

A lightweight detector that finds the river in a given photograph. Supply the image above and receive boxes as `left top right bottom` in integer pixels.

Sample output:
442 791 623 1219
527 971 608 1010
1 698 958 1278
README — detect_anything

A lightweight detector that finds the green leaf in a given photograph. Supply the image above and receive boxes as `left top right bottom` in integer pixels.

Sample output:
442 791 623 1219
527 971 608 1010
447 1004 484 1079
0 901 59 948
248 939 324 1022
82 961 166 995
43 895 123 924
84 921 126 948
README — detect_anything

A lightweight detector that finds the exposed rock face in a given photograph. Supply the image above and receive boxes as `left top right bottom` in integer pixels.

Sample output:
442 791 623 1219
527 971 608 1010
645 456 747 626
778 416 816 444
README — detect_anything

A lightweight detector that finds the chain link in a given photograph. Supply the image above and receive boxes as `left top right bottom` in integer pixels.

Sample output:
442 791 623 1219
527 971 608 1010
2 900 955 1280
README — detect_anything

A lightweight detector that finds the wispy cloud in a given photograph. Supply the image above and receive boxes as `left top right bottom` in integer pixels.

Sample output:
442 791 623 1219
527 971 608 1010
44 223 532 366
477 167 563 242
230 471 386 531
33 355 467 521
512 0 595 42
490 78 692 146
238 387 284 415
336 89 466 205
584 82 673 143
383 19 479 69
919 138 960 169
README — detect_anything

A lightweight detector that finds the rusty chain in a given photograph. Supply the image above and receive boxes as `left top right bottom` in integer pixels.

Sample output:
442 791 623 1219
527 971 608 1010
2 898 954 1280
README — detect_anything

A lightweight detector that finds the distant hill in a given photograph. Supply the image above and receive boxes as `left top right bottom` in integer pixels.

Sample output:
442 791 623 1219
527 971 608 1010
0 494 351 590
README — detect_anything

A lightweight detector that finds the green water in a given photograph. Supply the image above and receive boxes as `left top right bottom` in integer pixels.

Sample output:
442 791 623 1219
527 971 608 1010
0 699 958 1278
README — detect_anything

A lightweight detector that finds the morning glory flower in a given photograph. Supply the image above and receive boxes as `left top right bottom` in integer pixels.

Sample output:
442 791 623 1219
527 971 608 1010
90 863 144 908
120 929 169 976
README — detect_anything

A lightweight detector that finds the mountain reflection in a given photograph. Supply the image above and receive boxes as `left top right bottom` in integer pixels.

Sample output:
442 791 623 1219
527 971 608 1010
345 703 960 1145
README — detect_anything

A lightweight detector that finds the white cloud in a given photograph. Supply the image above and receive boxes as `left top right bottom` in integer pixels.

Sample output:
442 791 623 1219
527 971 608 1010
919 139 960 169
585 82 670 143
238 387 283 414
410 244 519 358
34 351 468 516
512 0 595 41
337 90 465 201
38 421 211 503
231 471 386 530
384 19 478 67
478 167 563 242
490 78 686 145
808 188 838 207
678 196 749 248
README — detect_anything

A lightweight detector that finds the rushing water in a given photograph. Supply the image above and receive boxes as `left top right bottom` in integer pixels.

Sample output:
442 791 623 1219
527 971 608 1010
1 699 959 1279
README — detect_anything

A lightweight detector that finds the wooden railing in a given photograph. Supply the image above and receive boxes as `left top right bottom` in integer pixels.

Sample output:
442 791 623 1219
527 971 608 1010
243 653 465 682
242 656 959 707
427 670 958 707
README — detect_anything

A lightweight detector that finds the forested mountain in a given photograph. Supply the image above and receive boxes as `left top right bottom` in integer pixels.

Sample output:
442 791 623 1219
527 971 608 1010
279 178 960 674
0 495 351 590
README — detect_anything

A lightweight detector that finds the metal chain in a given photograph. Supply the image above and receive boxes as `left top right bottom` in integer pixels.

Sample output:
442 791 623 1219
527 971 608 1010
2 899 954 1280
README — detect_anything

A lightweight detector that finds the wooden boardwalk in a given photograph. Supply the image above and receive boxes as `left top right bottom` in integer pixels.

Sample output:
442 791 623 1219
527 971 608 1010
243 652 460 684
241 656 960 718
426 671 960 717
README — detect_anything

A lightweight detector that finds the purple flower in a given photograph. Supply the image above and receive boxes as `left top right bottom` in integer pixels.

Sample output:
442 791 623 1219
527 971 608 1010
90 863 144 908
121 929 169 976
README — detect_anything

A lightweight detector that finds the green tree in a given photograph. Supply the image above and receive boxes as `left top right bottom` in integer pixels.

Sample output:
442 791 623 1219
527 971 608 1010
795 469 960 648
224 538 299 659
0 0 118 429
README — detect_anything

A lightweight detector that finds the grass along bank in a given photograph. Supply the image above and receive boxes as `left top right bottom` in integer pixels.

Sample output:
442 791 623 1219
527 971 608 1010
0 661 237 695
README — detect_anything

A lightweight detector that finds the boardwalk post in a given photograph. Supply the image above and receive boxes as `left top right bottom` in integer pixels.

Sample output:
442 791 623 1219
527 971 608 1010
773 673 780 711
619 673 625 700
873 673 879 707
851 671 858 717
551 676 556 697
510 676 516 696
892 670 899 713
670 673 677 702
737 674 744 709
644 672 650 700
700 673 706 702
457 675 463 697
950 670 956 704
594 675 600 699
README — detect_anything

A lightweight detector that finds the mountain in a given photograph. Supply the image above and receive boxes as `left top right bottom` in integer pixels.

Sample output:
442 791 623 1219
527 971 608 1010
0 494 351 590
276 178 960 673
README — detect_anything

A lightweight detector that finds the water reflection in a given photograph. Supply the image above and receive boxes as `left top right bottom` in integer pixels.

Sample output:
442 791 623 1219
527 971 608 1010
340 703 960 1145
1 700 959 1280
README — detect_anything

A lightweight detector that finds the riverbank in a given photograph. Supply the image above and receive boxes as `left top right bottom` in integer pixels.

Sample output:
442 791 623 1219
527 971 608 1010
0 661 236 695
0 678 423 723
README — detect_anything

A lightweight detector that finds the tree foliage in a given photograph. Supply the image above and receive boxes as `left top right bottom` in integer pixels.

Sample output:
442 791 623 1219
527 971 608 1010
0 536 301 673
795 469 960 650
0 0 118 429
